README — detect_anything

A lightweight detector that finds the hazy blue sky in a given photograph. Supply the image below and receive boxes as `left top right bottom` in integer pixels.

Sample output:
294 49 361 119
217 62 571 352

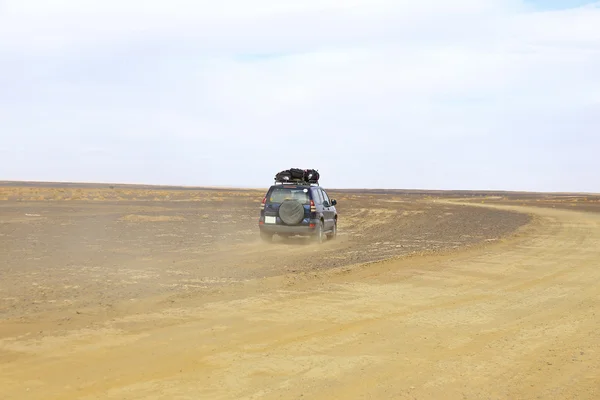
1 0 599 191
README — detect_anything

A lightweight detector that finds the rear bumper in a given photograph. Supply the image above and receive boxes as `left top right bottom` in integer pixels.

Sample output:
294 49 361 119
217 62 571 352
259 222 317 235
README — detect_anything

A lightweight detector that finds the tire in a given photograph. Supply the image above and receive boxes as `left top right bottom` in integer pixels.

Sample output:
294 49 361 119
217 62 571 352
326 220 337 240
260 231 273 243
279 200 305 225
313 220 324 244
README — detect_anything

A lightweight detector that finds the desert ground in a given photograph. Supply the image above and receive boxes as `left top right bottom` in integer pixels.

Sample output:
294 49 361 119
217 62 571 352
1 183 599 399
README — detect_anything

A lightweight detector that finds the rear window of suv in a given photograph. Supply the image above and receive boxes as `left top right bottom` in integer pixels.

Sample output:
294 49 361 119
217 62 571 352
268 187 310 204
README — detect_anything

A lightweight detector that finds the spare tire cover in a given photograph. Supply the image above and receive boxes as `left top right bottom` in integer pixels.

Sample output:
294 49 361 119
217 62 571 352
278 200 305 225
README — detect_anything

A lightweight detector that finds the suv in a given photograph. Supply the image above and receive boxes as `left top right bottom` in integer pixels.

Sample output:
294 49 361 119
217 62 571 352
258 183 338 243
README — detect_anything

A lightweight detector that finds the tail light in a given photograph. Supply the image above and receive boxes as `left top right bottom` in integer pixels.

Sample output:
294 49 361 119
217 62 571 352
310 200 316 212
260 197 266 210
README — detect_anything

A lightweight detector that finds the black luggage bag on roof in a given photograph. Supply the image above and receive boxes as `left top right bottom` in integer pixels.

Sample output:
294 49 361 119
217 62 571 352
275 168 320 183
304 169 319 183
275 170 292 182
289 168 305 180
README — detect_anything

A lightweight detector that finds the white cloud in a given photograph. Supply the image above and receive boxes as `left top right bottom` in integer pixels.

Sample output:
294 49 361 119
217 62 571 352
1 0 599 191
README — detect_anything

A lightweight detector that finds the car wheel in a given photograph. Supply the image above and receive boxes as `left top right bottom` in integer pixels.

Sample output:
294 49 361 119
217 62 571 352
327 220 337 240
313 221 324 244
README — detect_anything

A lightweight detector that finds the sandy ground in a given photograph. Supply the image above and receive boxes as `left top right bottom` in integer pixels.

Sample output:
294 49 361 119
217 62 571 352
0 187 528 321
1 186 600 399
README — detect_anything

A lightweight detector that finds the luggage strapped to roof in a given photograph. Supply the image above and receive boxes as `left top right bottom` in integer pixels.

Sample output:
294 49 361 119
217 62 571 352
274 168 320 185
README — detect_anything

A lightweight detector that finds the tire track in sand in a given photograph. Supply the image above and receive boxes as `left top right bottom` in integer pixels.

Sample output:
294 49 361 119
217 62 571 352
1 203 599 399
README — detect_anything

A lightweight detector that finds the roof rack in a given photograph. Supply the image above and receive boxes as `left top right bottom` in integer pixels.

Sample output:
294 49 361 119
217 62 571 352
273 181 319 186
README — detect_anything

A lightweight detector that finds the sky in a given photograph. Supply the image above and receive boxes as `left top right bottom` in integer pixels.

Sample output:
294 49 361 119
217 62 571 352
0 0 599 192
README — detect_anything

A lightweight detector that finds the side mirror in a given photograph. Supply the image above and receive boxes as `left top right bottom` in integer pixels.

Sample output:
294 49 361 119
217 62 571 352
331 199 337 206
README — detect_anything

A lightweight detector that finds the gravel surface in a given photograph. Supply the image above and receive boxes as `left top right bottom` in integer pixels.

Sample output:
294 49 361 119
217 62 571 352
0 187 530 319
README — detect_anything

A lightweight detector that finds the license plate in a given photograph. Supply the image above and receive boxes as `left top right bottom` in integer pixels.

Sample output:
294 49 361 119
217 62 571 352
265 216 276 224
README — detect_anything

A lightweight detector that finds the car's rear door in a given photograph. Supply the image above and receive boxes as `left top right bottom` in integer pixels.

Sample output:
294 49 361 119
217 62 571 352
310 187 325 224
265 186 311 225
320 188 335 231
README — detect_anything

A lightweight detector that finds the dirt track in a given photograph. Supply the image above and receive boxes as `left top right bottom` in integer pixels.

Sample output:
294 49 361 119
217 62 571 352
1 196 600 399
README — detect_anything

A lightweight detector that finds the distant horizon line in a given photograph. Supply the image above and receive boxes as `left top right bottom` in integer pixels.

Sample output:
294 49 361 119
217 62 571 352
1 179 597 196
